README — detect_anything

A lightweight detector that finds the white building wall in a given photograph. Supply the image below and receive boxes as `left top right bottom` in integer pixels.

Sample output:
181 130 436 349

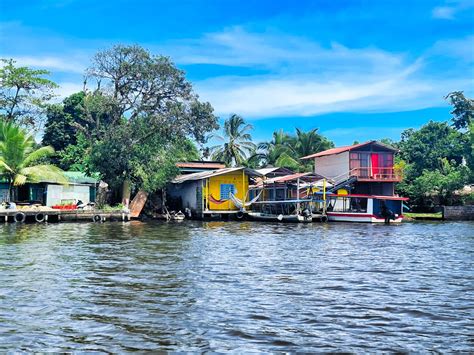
46 184 91 206
314 151 349 180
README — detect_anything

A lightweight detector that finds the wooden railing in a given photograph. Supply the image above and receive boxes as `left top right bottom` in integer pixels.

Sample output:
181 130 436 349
350 167 402 181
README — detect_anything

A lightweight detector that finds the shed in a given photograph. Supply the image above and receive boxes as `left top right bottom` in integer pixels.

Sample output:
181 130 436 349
167 167 262 218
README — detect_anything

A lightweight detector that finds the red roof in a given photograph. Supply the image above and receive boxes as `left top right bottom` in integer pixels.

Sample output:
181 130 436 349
176 162 226 169
300 140 397 160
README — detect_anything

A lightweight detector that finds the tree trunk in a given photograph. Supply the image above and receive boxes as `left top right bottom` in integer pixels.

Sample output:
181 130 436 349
7 177 12 203
121 178 131 208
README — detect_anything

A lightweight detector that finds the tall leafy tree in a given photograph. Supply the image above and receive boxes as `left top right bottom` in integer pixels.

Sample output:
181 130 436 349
398 121 466 177
211 114 256 167
445 91 473 130
0 59 58 130
0 120 66 201
81 45 218 202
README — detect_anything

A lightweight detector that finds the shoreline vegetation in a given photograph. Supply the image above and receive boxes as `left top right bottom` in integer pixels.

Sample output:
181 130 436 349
0 45 473 215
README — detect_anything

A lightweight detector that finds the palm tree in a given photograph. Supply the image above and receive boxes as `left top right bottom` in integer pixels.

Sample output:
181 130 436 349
0 120 67 201
251 128 334 171
293 128 334 158
211 114 256 166
249 130 293 167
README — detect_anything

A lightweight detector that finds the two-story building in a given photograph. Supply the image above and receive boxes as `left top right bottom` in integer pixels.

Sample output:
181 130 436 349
301 141 407 223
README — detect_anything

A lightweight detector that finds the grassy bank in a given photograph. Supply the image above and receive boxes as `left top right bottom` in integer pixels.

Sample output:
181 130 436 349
404 212 443 220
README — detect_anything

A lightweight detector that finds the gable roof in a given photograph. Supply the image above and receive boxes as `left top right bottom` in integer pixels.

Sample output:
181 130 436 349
256 167 294 176
172 167 262 184
300 140 398 160
176 161 226 169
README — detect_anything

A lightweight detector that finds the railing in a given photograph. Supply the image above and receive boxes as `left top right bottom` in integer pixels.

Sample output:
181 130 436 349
350 167 402 181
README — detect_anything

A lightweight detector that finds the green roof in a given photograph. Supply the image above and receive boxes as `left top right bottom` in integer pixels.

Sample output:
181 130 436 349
63 172 99 184
0 171 99 185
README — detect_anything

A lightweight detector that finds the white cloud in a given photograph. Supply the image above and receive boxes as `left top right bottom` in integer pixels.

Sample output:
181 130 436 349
164 26 404 75
54 82 84 99
10 55 87 74
430 35 474 62
432 0 474 20
181 28 470 118
432 6 456 19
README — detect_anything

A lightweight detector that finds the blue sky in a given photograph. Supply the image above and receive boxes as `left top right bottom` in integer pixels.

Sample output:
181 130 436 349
0 0 473 145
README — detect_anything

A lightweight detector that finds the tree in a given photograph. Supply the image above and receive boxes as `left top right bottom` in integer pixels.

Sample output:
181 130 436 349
42 92 86 167
396 120 470 209
89 117 200 194
79 45 218 203
445 91 473 130
0 59 58 129
398 121 466 177
0 120 66 201
408 159 468 207
251 128 334 170
211 114 256 166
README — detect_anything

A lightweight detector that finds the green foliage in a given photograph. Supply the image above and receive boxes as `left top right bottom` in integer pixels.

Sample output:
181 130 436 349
58 132 92 173
211 114 256 166
398 121 466 178
403 159 469 207
89 117 200 193
0 120 66 200
79 45 218 198
445 91 473 130
251 127 334 170
0 59 58 129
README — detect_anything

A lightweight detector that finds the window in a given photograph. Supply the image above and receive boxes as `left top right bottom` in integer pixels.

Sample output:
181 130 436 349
220 184 236 199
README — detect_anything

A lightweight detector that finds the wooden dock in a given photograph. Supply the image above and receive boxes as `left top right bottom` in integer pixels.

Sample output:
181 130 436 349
0 209 130 223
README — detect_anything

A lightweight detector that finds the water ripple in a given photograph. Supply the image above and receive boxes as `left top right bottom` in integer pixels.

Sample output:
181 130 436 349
0 220 473 352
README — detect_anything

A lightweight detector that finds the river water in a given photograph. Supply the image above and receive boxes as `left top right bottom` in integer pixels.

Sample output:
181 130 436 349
0 221 473 352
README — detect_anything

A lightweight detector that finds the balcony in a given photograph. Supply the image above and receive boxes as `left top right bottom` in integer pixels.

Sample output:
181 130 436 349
350 167 402 182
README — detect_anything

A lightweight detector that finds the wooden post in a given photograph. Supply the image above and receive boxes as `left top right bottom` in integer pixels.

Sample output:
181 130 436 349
323 178 327 214
296 177 300 213
242 169 245 210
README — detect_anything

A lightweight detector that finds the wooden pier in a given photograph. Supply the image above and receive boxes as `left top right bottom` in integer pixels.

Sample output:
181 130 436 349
0 209 131 223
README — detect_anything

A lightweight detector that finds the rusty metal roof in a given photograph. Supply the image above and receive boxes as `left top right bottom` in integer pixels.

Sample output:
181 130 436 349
300 140 398 160
176 161 226 169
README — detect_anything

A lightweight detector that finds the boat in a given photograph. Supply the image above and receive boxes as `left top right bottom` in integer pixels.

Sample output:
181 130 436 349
248 200 313 223
325 194 407 223
170 210 186 221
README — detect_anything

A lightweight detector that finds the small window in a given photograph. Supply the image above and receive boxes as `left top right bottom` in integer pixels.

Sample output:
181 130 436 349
220 184 236 199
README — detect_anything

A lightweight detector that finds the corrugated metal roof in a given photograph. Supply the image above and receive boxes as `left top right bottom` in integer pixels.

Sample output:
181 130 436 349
172 167 262 184
63 172 99 184
256 167 294 176
300 140 398 160
263 172 327 184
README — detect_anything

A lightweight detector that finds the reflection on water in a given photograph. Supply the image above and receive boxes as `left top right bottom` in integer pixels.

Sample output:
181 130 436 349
0 221 473 352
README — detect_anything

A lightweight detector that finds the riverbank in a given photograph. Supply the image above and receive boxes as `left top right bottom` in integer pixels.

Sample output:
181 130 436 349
404 212 443 220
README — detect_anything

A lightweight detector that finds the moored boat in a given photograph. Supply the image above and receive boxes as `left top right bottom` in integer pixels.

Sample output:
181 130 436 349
325 194 407 223
249 200 313 223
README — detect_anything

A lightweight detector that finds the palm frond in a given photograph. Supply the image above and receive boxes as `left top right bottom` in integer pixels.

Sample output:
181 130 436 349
13 174 27 186
23 145 55 166
21 165 69 185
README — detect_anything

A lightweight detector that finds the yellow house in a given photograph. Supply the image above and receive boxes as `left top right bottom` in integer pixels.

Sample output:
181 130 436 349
168 167 262 219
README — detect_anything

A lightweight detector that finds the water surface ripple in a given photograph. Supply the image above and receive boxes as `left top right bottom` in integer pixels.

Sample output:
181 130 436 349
0 221 473 352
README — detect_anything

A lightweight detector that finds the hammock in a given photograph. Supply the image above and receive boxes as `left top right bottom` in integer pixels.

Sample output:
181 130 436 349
229 190 263 209
208 194 228 205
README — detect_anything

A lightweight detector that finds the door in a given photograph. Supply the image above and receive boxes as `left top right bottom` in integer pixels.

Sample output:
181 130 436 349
371 153 380 177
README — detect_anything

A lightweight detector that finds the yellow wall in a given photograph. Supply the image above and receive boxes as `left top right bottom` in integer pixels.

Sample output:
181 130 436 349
206 171 249 211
